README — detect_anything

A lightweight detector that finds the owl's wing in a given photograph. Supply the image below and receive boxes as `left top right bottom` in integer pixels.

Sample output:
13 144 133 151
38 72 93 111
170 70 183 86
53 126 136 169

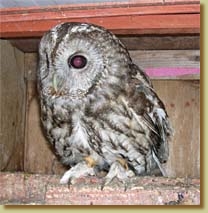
127 64 172 166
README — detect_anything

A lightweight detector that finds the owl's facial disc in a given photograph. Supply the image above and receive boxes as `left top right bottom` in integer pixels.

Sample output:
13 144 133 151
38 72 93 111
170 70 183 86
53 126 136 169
68 54 87 69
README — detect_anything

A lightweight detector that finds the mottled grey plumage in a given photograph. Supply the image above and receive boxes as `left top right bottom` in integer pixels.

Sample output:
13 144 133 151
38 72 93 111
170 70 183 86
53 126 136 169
37 22 172 186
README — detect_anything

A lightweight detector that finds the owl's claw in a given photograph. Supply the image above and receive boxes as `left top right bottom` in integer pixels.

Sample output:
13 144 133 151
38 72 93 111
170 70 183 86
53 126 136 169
101 160 134 191
60 161 95 184
101 179 128 191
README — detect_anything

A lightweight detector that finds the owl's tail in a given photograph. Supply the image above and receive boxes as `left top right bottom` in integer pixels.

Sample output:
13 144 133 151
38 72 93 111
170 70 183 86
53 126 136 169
152 149 168 177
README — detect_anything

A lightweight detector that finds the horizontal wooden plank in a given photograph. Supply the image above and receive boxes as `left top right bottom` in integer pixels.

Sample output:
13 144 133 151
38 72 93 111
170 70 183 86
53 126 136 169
131 49 200 79
150 73 200 80
0 14 200 38
164 0 200 3
10 39 40 53
0 3 200 38
0 0 200 13
4 0 198 11
9 35 200 52
121 36 201 50
0 173 200 205
146 67 199 75
0 1 163 12
130 49 200 68
0 4 200 20
130 50 200 79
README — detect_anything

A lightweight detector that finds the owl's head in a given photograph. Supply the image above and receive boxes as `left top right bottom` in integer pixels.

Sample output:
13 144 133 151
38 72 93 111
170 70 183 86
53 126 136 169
38 22 132 102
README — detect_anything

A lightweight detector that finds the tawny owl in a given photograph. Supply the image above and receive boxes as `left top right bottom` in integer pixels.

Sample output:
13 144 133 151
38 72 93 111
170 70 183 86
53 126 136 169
37 22 172 187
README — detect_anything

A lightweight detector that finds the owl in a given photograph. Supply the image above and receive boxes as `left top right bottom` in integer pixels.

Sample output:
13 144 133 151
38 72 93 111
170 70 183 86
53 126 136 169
37 22 172 187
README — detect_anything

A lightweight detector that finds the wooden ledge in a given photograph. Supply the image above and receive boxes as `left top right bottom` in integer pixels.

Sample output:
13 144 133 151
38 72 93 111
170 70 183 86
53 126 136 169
0 172 200 205
0 2 200 38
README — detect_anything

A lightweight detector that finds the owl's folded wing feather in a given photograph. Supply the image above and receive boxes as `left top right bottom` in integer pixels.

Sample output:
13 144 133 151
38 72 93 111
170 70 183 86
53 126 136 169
127 64 172 165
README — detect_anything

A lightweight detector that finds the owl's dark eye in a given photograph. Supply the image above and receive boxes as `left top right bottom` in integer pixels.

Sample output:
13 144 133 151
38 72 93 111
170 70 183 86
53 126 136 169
69 55 87 69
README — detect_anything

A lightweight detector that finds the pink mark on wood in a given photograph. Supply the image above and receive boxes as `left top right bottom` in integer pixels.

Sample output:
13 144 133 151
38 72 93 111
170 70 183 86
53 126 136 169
145 67 200 77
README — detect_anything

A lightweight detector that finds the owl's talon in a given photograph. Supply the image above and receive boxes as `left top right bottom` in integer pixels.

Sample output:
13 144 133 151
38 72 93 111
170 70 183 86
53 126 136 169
100 180 105 191
60 161 95 184
60 171 72 184
101 178 129 192
101 160 132 191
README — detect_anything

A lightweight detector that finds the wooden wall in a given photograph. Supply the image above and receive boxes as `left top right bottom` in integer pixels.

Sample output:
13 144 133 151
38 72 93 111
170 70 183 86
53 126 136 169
0 40 26 171
153 80 200 177
0 36 200 178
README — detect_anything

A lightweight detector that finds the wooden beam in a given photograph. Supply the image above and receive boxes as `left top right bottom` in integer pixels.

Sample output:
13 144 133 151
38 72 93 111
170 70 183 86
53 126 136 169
9 35 200 52
0 3 200 38
0 173 200 204
130 49 200 69
131 49 200 79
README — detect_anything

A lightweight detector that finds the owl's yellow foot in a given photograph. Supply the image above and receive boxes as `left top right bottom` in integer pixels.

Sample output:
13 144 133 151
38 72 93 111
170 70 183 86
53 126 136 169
84 156 96 167
116 157 129 170
84 156 108 178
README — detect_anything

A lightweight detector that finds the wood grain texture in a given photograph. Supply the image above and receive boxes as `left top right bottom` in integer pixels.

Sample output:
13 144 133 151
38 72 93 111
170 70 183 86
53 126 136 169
152 80 200 178
131 49 200 79
1 4 199 19
164 0 200 3
0 40 26 171
0 3 200 38
23 53 200 178
130 50 200 77
0 173 200 205
0 0 164 11
120 36 200 51
0 0 199 10
10 36 200 52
